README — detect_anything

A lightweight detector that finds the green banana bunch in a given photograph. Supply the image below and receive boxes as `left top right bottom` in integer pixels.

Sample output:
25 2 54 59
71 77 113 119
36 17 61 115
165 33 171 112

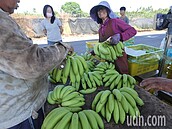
41 107 71 129
48 67 63 84
92 88 144 124
77 71 102 94
48 53 89 86
47 85 85 108
93 41 124 61
102 68 137 90
91 90 111 113
81 52 93 61
103 69 120 88
42 108 104 129
86 60 95 71
69 55 89 88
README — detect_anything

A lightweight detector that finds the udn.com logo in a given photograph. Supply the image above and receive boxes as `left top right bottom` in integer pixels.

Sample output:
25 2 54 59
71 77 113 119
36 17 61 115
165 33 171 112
127 115 166 127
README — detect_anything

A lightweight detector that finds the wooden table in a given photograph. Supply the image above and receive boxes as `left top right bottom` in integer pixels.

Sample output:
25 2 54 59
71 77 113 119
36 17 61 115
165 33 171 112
45 83 172 129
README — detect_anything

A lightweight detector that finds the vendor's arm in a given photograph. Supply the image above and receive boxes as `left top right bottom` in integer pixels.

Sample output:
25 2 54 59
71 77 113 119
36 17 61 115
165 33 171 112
140 77 172 92
112 19 137 41
0 19 71 80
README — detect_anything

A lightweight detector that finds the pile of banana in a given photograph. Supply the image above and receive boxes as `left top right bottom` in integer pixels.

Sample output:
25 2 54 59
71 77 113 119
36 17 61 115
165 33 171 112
103 69 136 90
86 60 96 71
47 85 85 108
93 41 124 61
81 52 93 61
78 62 115 94
79 71 103 94
42 107 104 129
48 54 89 86
92 88 144 124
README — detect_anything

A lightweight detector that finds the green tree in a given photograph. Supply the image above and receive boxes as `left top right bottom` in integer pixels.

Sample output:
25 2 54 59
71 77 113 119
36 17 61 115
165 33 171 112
61 2 82 16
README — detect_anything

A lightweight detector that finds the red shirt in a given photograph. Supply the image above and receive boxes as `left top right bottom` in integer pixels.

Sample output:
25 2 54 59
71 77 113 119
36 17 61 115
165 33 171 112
99 18 137 42
98 18 137 74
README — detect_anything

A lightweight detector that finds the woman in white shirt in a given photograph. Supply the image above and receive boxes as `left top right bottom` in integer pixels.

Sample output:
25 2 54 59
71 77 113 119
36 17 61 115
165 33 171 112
41 5 63 45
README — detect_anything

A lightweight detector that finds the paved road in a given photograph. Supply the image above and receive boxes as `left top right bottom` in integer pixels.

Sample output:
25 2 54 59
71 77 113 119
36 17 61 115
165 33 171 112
39 32 166 55
66 33 165 55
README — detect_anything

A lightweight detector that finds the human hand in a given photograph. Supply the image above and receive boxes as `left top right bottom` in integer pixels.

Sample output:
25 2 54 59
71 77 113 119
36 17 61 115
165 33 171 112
110 33 121 45
140 77 172 92
68 46 74 55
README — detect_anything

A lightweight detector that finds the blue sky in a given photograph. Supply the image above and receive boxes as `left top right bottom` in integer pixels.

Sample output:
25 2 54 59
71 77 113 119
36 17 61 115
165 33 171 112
15 0 172 14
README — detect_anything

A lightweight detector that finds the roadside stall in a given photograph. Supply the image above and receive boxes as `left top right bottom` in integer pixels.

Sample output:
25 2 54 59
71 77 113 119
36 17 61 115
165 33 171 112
43 40 172 129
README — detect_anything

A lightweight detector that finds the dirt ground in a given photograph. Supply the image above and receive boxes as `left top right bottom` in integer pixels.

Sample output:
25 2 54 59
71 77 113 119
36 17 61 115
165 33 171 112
45 83 172 129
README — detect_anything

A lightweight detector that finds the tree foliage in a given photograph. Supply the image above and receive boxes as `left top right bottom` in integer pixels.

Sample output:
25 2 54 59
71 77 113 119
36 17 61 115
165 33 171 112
61 2 89 17
61 2 82 15
116 6 169 19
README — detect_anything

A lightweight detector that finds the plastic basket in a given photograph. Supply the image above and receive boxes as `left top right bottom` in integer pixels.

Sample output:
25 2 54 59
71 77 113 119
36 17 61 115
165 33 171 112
86 41 99 52
123 37 135 46
126 44 163 76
